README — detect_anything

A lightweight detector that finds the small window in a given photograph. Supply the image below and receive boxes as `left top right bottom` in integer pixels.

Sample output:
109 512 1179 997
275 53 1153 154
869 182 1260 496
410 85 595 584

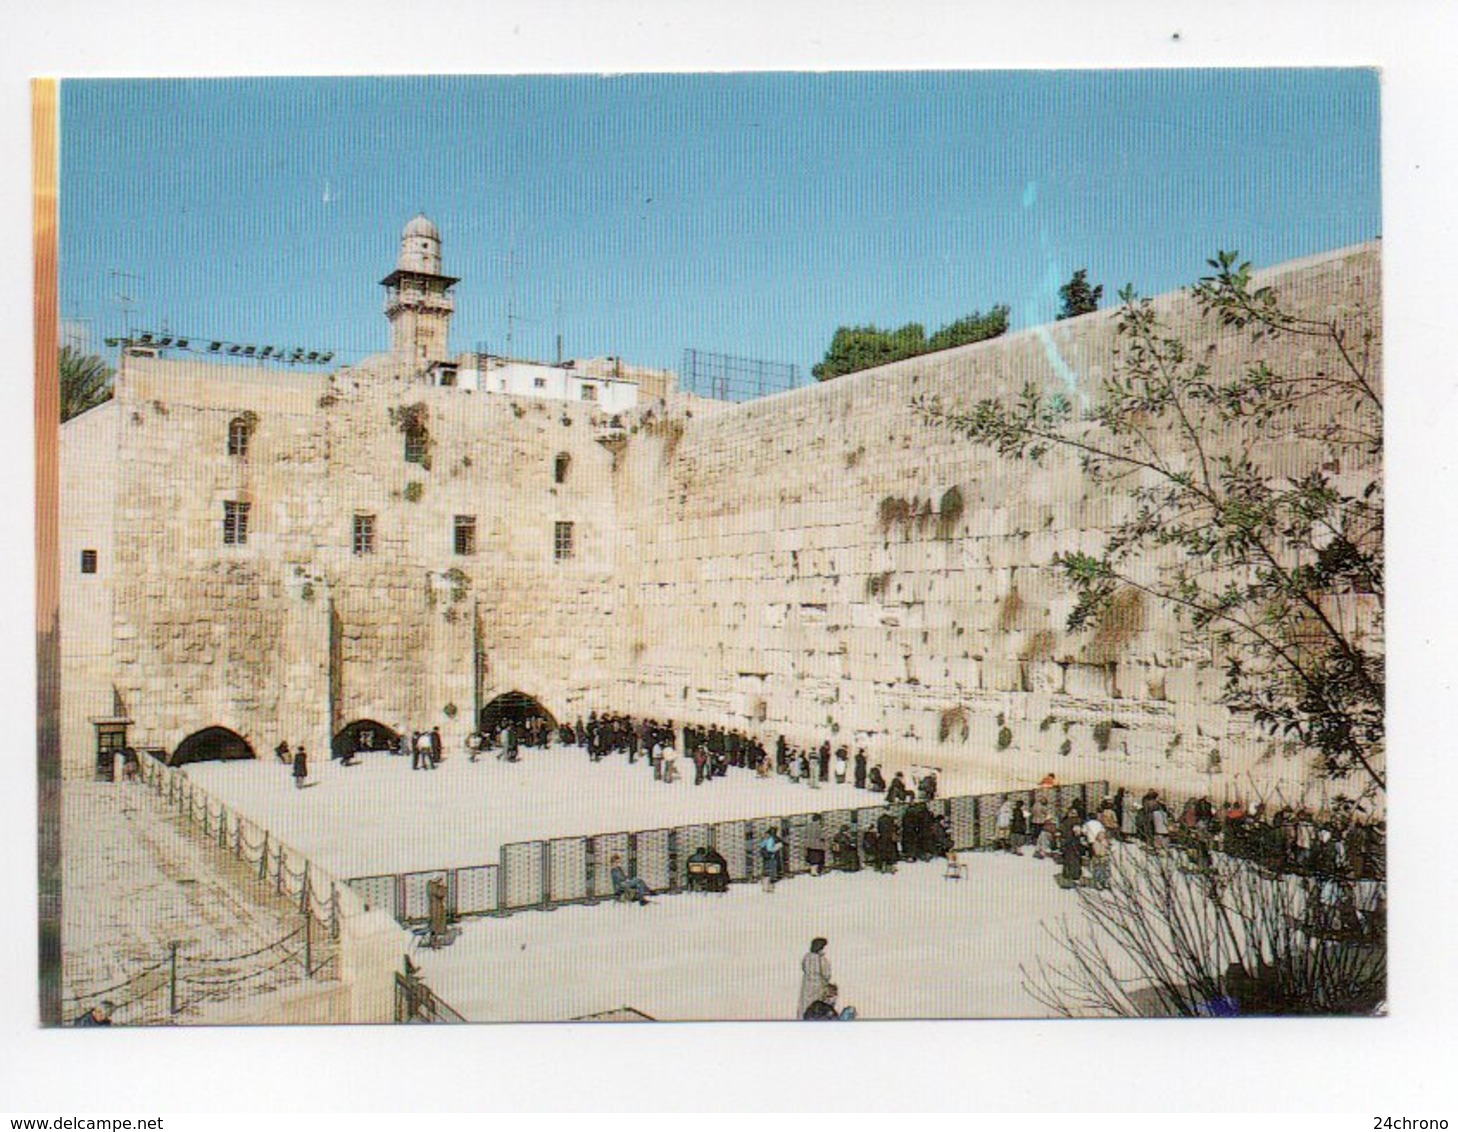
437 367 457 387
353 513 375 556
223 501 250 546
404 427 428 465
580 384 598 402
553 521 575 562
554 453 571 485
80 549 98 574
533 377 546 389
454 515 476 556
227 417 251 458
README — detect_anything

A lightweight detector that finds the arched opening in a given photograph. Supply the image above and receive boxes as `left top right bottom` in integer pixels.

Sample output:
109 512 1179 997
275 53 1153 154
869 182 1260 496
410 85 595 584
479 691 558 739
333 719 401 760
553 452 572 484
170 726 256 767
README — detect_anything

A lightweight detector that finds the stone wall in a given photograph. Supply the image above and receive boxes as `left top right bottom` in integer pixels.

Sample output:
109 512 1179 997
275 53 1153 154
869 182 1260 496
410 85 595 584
61 241 1380 804
59 401 120 779
95 356 622 765
603 243 1382 800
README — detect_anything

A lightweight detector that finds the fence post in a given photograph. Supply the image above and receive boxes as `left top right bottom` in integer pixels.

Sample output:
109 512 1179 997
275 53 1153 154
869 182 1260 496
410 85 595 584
304 910 313 979
259 832 269 880
235 821 243 859
168 941 180 1016
300 860 310 915
540 843 552 910
330 883 340 941
667 829 679 894
276 846 285 896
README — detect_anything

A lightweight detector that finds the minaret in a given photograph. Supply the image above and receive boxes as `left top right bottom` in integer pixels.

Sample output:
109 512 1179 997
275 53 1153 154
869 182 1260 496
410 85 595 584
381 214 458 366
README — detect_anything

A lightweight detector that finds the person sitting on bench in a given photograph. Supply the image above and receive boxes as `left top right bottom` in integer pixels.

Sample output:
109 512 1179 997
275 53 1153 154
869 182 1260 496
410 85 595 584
610 855 652 905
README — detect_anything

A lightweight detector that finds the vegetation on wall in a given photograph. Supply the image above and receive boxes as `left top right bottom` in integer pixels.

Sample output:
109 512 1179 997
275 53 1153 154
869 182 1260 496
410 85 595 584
916 250 1384 797
813 306 1010 381
59 346 114 422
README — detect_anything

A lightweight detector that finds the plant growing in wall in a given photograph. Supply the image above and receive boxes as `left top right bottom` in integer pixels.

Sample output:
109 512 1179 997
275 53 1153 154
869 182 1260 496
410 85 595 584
939 705 970 743
389 402 434 469
404 480 425 503
915 251 1385 797
1092 720 1116 752
936 484 965 538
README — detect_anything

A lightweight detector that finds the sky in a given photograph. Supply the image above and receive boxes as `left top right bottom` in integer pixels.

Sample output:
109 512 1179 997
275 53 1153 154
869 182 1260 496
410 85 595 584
58 71 1379 383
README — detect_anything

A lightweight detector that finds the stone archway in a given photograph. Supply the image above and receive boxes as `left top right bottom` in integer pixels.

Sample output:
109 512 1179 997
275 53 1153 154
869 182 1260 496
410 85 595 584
478 691 558 737
332 719 401 759
169 726 256 767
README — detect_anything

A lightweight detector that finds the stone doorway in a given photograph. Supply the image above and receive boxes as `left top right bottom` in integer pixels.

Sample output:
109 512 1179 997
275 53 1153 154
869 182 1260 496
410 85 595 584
332 719 401 760
478 691 557 738
169 726 256 767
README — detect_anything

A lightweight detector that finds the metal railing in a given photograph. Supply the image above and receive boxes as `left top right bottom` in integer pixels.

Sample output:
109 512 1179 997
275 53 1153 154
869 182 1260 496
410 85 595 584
394 967 466 1023
348 780 1111 924
136 753 356 938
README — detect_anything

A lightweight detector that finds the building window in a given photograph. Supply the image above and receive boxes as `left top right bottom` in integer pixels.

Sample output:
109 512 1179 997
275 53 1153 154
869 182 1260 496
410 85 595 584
553 521 575 562
454 515 476 556
227 416 252 458
80 549 98 574
554 452 571 484
353 513 375 556
437 367 457 387
223 501 250 546
404 426 428 466
533 377 546 389
580 384 598 402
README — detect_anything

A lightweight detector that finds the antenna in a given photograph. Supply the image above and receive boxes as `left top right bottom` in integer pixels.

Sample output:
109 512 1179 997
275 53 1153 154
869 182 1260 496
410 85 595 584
109 269 141 337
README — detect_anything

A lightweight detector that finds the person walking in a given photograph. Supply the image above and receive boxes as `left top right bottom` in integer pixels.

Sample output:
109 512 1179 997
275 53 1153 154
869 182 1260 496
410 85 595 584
428 726 443 768
292 744 309 789
834 747 848 785
805 817 828 876
759 827 784 890
854 749 868 789
798 938 832 1019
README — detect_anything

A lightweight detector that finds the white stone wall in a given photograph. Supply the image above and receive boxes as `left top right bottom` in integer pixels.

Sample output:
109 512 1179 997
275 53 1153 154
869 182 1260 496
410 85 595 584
60 242 1381 806
59 401 120 779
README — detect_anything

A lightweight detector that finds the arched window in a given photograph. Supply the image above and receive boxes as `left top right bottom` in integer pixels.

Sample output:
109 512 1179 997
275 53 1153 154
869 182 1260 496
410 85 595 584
227 416 252 458
554 452 572 485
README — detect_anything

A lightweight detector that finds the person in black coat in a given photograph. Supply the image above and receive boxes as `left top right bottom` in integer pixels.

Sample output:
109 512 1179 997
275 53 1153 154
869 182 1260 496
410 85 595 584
862 827 881 872
886 772 911 804
868 765 887 793
854 749 868 789
831 828 861 872
876 813 900 872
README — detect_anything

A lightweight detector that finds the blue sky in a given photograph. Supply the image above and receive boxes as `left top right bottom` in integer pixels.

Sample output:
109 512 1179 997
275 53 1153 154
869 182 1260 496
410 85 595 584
59 71 1379 379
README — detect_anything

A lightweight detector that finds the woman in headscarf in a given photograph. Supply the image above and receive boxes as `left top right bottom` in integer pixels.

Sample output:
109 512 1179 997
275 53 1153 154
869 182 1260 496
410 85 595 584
798 938 832 1019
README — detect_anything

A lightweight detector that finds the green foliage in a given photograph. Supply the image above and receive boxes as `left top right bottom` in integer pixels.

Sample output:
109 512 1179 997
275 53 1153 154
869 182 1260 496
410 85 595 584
813 323 926 381
404 481 424 503
1092 720 1115 752
813 306 1009 381
926 306 1011 352
915 249 1385 796
1057 269 1104 320
59 346 114 422
1058 738 1072 758
443 702 458 719
997 726 1013 751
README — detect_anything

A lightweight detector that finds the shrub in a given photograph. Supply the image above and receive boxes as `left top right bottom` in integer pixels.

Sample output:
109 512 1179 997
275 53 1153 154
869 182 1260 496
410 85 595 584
1093 720 1115 752
404 480 424 503
997 726 1013 751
